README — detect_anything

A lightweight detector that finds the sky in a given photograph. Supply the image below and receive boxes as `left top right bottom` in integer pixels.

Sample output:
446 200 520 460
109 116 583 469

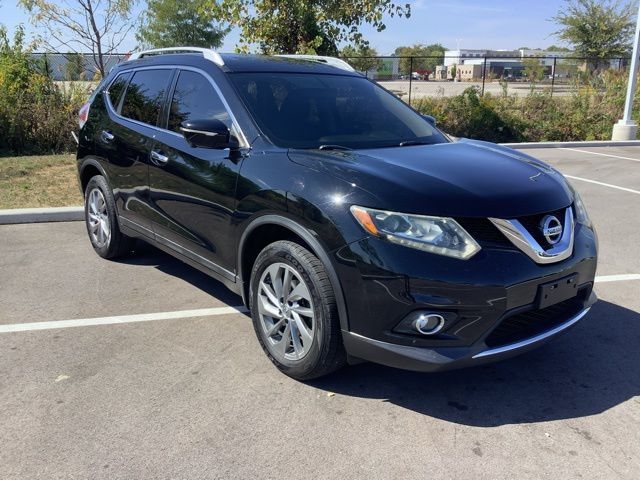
1 0 569 55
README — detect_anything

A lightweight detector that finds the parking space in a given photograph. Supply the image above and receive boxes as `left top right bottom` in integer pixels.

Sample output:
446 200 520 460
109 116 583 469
1 146 639 479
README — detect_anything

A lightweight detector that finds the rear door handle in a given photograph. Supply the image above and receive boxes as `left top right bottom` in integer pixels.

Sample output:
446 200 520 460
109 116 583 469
100 130 115 143
150 150 169 165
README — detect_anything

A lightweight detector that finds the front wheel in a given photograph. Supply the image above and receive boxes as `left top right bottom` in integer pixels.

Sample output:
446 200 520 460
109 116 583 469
250 240 346 380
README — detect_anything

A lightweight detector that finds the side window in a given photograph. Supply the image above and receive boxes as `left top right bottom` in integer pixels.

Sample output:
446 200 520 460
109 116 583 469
106 72 131 113
167 70 231 133
121 69 172 126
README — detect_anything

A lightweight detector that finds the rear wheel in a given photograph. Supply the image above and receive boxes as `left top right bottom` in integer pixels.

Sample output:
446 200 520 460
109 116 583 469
84 175 134 259
250 240 346 380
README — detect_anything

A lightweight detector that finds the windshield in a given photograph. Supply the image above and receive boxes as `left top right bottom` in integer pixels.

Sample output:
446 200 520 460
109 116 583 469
229 73 448 150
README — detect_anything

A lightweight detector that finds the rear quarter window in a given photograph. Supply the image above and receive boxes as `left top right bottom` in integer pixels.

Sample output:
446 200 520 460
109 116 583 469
105 72 131 113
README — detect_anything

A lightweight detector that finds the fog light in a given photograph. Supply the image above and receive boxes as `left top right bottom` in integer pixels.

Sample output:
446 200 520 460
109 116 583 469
393 310 456 336
413 313 445 335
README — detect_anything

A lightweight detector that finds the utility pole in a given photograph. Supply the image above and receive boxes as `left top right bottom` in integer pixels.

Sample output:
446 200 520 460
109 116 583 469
481 57 487 96
551 57 557 97
612 2 640 140
408 56 413 106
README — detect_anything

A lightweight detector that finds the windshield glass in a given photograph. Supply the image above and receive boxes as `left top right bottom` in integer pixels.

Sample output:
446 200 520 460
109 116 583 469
229 73 448 149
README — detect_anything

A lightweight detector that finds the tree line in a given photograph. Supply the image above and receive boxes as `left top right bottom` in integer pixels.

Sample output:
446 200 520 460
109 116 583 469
7 0 639 78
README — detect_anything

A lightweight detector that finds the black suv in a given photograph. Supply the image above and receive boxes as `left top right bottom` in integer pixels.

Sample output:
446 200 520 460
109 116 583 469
77 48 598 379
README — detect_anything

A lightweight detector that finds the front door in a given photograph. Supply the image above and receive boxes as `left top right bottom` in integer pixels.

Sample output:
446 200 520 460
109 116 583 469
149 69 244 279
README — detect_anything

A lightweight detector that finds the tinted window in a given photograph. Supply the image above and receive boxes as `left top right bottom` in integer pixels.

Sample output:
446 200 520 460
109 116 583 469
106 72 131 112
229 73 447 149
121 69 172 125
168 70 231 133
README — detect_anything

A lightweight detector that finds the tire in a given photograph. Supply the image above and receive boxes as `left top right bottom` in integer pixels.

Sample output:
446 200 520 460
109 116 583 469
249 240 346 380
84 175 135 259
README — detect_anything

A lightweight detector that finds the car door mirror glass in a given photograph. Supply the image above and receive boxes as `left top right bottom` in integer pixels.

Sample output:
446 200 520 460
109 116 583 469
180 119 233 149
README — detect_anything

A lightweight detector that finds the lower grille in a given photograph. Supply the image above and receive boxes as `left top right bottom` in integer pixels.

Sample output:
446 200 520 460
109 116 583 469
484 291 589 348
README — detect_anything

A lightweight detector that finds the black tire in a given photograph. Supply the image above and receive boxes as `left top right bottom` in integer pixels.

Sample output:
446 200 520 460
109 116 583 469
84 175 135 259
249 240 347 380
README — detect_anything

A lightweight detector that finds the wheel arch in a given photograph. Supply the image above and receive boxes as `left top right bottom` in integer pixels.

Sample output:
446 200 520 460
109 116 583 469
79 158 109 195
238 215 350 332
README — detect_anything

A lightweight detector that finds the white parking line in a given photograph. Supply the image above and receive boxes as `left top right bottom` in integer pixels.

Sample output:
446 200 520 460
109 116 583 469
560 147 640 163
595 274 640 283
564 175 640 195
0 274 638 334
0 305 249 333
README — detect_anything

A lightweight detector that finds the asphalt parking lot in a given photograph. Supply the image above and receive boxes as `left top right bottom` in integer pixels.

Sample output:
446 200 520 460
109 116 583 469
1 145 639 479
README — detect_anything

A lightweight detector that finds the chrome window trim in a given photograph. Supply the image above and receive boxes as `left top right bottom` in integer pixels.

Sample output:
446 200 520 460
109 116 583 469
489 207 574 264
179 127 221 137
473 306 590 359
103 65 249 148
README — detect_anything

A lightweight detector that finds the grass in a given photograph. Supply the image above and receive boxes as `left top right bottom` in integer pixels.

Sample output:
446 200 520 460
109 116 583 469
0 154 82 209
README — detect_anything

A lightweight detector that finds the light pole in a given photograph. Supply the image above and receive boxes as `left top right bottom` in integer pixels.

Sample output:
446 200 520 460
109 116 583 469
612 2 640 140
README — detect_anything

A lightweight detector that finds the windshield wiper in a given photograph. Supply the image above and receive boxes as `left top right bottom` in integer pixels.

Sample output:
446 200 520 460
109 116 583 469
398 140 434 147
318 144 352 151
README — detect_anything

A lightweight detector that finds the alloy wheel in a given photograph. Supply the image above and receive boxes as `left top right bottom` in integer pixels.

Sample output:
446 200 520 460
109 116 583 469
87 188 111 248
257 262 315 361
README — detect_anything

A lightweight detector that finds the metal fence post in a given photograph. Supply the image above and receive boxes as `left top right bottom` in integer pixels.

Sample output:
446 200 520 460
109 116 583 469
408 56 413 105
481 56 487 96
551 57 557 96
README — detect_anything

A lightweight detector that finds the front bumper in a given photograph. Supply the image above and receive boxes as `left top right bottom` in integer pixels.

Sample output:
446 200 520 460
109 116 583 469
342 291 596 372
334 222 598 371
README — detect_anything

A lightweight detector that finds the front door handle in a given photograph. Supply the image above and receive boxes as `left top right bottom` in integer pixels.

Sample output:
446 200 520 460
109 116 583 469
100 130 115 143
150 150 169 165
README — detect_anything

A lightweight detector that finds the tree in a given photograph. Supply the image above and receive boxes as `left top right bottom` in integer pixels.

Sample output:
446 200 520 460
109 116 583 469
544 44 573 52
205 0 411 55
137 0 225 49
553 0 635 69
340 44 381 73
65 51 85 80
393 43 446 74
449 63 457 80
19 0 135 77
522 57 545 82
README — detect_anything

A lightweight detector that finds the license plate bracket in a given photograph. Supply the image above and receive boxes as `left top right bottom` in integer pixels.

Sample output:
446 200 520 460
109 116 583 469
537 274 579 309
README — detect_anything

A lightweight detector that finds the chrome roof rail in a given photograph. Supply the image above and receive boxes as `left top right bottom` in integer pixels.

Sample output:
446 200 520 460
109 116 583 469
129 47 224 67
275 55 356 72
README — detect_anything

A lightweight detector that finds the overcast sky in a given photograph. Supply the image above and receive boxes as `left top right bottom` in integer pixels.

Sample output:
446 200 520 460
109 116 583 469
2 0 569 54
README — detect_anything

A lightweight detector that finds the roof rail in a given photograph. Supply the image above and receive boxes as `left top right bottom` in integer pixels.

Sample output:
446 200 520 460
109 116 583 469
276 55 355 72
129 47 224 67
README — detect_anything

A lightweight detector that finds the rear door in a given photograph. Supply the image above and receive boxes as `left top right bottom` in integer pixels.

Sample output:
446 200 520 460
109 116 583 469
104 67 174 234
148 68 245 278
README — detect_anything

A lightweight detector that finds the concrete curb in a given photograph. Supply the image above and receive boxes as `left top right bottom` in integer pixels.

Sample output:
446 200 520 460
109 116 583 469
501 140 640 149
0 206 84 225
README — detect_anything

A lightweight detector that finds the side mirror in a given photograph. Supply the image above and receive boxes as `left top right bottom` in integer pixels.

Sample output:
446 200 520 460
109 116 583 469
180 119 236 149
422 115 437 127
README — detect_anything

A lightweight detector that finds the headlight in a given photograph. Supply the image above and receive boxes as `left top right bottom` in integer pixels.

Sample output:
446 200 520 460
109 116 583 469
350 205 481 260
568 182 591 226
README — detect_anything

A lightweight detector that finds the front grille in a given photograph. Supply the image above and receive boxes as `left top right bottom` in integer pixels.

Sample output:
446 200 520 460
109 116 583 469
456 217 511 247
517 208 567 249
484 291 588 348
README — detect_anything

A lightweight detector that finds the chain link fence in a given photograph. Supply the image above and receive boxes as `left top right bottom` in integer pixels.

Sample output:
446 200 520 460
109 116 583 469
342 54 630 106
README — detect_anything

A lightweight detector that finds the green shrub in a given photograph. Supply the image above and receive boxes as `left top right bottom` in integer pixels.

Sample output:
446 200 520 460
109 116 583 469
0 25 85 155
414 71 640 142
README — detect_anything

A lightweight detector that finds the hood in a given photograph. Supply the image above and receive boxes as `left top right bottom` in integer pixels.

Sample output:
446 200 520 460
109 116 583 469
288 139 572 218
